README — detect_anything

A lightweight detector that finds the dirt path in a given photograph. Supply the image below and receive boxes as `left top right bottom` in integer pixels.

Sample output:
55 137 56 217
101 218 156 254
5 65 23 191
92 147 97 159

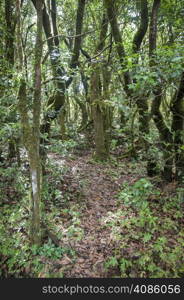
47 152 143 277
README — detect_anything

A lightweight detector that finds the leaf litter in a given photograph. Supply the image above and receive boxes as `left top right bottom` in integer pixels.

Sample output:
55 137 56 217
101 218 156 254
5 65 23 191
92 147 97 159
47 151 145 277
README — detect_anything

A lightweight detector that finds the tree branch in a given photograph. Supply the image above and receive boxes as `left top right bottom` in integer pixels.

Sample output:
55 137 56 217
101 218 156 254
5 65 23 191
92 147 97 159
132 0 148 54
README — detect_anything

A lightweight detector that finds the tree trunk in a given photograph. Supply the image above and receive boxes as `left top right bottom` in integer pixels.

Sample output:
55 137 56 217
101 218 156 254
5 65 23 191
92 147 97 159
89 13 109 160
18 0 43 245
149 0 173 181
104 0 131 97
93 105 107 160
75 96 88 130
4 0 18 161
151 88 173 181
106 0 151 158
171 71 184 180
5 0 16 68
32 0 86 139
102 64 112 155
132 0 150 144
58 108 67 140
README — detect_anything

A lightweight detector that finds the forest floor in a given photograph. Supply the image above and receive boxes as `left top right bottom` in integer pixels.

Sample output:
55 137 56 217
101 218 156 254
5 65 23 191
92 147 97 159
44 149 148 277
1 144 183 278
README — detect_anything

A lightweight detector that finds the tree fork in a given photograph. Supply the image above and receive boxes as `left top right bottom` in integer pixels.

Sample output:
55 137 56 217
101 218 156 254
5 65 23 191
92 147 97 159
104 0 132 97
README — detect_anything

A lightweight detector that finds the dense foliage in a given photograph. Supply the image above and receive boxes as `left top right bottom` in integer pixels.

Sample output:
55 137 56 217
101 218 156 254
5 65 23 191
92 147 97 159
0 0 183 278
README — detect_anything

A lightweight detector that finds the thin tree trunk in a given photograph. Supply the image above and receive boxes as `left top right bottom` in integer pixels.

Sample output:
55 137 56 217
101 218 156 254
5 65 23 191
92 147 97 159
32 0 86 138
18 0 43 245
75 96 88 130
102 63 112 155
58 108 67 140
132 0 149 142
171 71 184 180
5 0 16 68
104 0 131 97
89 13 109 160
4 0 18 161
149 0 173 181
106 0 154 173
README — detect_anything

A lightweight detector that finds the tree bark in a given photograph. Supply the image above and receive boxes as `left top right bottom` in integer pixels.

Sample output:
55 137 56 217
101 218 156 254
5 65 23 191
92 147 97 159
149 0 173 181
171 71 184 180
149 0 161 61
68 1 86 72
18 0 43 245
5 0 16 67
132 0 148 55
32 0 86 138
132 0 150 147
104 0 131 97
4 0 18 161
89 13 109 160
102 63 112 154
75 96 88 130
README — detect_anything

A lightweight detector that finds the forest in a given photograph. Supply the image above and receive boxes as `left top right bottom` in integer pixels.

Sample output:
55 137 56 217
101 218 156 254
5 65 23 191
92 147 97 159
0 0 184 278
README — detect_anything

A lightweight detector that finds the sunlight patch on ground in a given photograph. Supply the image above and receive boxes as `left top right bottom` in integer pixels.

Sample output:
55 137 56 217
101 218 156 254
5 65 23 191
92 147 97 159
47 153 66 167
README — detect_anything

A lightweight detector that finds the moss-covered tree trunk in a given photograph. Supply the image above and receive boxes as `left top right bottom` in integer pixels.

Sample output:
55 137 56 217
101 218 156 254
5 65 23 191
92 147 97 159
58 108 67 140
132 0 149 145
151 88 173 181
90 65 107 160
18 0 43 245
74 96 88 131
89 13 109 160
102 64 112 155
72 76 88 131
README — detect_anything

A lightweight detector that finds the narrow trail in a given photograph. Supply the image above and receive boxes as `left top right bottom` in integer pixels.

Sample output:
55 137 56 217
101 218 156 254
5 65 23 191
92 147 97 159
48 152 143 277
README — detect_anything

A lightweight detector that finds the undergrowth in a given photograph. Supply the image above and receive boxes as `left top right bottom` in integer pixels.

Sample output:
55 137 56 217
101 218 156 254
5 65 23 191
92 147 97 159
0 160 82 278
0 154 183 278
103 178 184 277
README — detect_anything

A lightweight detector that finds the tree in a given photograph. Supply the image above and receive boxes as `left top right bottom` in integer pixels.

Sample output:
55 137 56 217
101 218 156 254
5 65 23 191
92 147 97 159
89 12 110 160
18 0 43 245
31 0 86 141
